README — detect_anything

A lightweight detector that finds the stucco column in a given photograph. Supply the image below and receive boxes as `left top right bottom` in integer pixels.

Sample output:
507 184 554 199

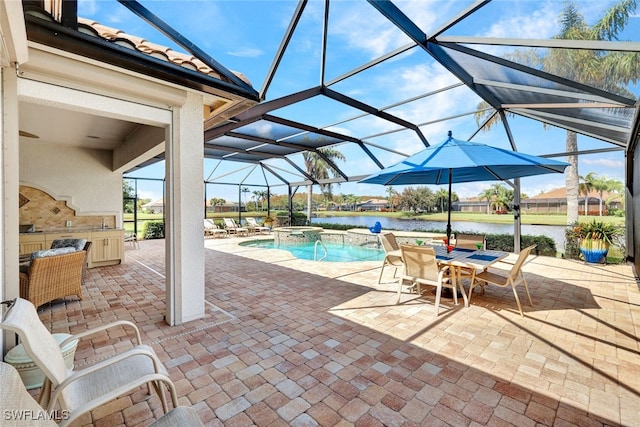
165 92 205 325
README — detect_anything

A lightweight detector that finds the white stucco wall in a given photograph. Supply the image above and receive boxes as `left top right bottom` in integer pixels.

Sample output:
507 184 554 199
19 141 122 221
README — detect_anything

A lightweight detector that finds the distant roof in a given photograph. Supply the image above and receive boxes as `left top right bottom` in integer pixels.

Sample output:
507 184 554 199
525 187 621 201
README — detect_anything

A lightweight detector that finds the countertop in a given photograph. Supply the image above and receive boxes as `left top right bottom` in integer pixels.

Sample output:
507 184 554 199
20 228 124 235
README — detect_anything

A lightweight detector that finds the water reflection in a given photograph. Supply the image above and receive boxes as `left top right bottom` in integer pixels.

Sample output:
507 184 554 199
311 216 567 251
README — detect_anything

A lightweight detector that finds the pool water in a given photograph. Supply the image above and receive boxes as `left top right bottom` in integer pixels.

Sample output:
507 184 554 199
241 241 385 262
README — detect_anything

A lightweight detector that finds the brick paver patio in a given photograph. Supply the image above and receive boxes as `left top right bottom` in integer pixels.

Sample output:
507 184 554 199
30 236 640 426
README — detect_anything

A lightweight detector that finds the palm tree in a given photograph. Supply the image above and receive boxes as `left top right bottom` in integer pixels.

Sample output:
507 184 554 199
590 174 617 216
434 188 450 213
478 184 506 214
241 187 249 210
579 172 596 215
302 147 346 221
475 0 639 225
385 186 397 211
253 190 268 211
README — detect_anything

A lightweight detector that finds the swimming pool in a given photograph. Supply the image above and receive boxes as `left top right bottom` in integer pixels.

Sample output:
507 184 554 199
241 240 385 262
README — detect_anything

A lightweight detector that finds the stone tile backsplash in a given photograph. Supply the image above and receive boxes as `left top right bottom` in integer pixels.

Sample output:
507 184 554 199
19 185 115 231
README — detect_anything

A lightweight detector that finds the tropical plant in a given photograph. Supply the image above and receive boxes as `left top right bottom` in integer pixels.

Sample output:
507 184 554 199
302 145 346 221
475 0 639 225
571 219 623 246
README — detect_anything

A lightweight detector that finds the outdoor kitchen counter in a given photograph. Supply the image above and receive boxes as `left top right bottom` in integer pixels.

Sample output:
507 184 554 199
19 229 125 267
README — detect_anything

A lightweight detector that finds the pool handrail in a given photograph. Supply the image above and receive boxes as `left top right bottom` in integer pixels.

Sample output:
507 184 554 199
314 240 328 261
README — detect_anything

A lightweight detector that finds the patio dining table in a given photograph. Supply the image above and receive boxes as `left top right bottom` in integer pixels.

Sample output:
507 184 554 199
429 246 510 307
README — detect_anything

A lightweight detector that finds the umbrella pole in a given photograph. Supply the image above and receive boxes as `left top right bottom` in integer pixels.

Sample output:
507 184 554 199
447 169 452 245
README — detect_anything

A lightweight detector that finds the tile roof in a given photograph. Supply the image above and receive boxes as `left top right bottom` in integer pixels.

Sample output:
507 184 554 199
77 17 252 87
525 187 621 201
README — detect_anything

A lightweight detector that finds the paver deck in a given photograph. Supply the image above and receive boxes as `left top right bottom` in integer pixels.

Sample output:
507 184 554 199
27 236 640 426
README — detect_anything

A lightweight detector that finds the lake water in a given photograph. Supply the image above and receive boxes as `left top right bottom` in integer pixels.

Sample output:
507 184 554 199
311 216 568 251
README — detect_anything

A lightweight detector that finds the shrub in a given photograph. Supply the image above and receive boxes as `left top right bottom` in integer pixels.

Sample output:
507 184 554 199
485 234 555 256
143 221 165 239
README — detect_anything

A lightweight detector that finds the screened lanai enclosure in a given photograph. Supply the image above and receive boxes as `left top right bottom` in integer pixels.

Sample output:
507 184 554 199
111 0 640 272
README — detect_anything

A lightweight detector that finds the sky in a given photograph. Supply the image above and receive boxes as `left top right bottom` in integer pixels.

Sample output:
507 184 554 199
79 0 640 204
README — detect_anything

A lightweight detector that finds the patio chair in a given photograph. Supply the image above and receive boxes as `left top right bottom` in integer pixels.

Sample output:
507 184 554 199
455 233 486 250
20 249 86 308
0 298 179 427
378 232 404 284
223 218 249 236
467 244 537 317
398 245 457 315
0 361 204 427
246 217 270 234
454 233 486 282
204 219 228 238
124 232 140 248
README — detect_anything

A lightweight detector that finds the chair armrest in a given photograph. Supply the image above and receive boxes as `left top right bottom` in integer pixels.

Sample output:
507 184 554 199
48 346 166 411
61 320 142 347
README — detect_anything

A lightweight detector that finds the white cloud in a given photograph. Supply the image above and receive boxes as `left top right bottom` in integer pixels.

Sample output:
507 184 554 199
484 2 558 39
227 48 263 58
582 158 625 169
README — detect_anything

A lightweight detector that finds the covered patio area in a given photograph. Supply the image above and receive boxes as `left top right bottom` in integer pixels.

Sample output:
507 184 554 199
32 238 640 426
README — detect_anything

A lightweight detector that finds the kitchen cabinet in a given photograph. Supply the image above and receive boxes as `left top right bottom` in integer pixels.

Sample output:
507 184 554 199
19 229 124 267
19 234 46 255
89 230 124 267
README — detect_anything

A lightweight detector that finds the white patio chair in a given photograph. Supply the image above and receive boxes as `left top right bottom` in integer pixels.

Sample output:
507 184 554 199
0 298 179 427
378 232 404 284
204 219 228 238
467 244 537 317
246 217 270 234
0 361 204 427
398 245 457 315
223 218 249 236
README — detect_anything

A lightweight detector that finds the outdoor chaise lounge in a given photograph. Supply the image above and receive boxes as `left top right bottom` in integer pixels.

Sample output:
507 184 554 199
223 218 249 236
246 217 270 234
0 298 183 427
204 219 228 238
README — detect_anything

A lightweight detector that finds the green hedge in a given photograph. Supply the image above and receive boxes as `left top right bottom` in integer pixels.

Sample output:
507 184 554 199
143 221 165 239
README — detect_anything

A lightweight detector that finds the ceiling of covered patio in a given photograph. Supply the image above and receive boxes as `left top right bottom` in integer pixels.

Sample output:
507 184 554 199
25 1 640 194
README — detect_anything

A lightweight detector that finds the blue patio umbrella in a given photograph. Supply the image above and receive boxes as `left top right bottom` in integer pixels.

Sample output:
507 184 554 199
360 131 570 244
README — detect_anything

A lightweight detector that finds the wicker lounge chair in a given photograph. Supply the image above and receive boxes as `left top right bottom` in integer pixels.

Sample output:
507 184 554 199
0 298 181 427
19 249 85 308
0 361 204 427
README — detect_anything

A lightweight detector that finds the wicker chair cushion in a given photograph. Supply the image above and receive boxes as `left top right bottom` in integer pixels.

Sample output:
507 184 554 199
31 247 77 259
50 238 87 251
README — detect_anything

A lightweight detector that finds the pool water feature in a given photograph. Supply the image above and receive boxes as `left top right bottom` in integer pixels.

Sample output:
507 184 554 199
241 240 385 262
